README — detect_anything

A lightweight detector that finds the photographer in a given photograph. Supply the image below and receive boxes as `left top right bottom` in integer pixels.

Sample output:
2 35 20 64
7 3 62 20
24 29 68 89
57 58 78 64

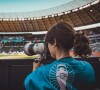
24 21 95 90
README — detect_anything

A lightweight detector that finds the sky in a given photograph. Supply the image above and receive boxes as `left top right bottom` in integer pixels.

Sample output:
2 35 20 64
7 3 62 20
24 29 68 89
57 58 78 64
0 0 72 13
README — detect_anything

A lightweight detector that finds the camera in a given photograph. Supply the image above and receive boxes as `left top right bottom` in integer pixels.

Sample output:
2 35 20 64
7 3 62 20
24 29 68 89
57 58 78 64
24 43 45 55
24 42 54 63
24 42 46 59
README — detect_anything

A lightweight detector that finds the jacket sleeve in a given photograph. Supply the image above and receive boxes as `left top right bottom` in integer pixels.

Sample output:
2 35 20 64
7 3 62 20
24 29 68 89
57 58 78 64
24 66 44 90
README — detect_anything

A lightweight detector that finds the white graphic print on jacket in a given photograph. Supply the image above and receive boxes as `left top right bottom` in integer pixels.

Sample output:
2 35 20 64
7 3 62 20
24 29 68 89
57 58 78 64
49 63 75 90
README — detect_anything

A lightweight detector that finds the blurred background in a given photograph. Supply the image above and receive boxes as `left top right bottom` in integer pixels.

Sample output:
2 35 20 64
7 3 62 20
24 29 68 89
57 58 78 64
0 0 100 90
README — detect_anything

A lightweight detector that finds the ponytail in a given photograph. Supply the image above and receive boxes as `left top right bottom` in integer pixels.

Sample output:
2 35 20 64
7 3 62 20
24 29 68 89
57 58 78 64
74 33 92 58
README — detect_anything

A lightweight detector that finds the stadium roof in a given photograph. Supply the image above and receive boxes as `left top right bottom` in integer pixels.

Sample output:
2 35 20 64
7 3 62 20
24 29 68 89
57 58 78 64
0 0 100 32
0 0 98 19
0 22 100 34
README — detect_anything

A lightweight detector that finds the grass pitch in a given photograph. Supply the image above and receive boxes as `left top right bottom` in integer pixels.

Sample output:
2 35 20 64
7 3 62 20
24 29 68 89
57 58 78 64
0 54 39 59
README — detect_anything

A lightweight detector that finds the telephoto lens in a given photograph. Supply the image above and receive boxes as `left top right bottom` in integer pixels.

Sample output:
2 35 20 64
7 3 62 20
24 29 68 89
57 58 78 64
24 42 47 63
24 42 45 56
24 42 55 64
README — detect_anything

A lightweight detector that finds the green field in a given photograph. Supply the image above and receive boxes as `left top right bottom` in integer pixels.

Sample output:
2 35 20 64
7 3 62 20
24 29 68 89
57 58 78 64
0 54 39 59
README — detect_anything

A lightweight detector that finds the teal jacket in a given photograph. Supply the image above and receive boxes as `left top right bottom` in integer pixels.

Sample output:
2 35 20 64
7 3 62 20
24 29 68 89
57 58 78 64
24 57 95 90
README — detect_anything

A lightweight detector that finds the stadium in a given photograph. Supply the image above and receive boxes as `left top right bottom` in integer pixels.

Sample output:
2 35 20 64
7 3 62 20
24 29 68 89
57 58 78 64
0 0 100 90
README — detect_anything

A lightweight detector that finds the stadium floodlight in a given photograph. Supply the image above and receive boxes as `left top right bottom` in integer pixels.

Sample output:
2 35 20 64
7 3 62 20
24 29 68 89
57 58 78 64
72 8 78 12
36 17 39 19
27 18 31 20
91 0 100 5
36 17 42 19
48 15 52 17
82 4 91 9
79 7 83 10
51 15 54 17
3 18 9 21
0 18 3 21
30 18 34 20
38 17 42 19
58 13 63 16
24 18 28 20
21 18 24 21
90 9 93 12
67 11 71 13
42 16 45 18
45 16 48 18
9 18 13 21
18 18 22 21
12 18 16 21
54 14 57 16
64 12 68 14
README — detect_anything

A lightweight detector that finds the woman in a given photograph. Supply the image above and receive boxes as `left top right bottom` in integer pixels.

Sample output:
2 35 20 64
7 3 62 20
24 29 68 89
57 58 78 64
24 21 95 90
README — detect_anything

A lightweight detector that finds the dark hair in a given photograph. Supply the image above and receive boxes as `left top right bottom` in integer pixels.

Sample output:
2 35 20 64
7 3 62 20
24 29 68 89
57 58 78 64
45 21 92 57
74 33 92 57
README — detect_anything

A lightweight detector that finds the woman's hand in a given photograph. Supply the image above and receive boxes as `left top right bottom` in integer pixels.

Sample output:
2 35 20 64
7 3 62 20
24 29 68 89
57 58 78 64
32 61 43 71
